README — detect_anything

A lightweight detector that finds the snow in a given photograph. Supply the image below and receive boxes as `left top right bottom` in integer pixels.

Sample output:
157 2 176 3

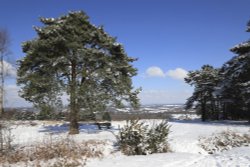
171 114 200 120
11 121 117 146
87 147 250 167
113 42 121 46
7 119 250 166
231 41 250 51
115 108 130 112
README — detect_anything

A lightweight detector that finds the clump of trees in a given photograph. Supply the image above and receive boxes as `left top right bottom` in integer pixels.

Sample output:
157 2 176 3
185 65 219 121
185 20 250 122
17 11 140 134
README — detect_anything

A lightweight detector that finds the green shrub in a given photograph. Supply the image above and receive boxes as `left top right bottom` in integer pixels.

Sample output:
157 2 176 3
145 121 171 154
14 111 37 120
117 119 171 155
102 112 112 122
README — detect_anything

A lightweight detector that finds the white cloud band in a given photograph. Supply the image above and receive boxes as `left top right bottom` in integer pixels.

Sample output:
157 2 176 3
166 68 188 80
145 66 188 80
146 66 165 77
0 61 16 77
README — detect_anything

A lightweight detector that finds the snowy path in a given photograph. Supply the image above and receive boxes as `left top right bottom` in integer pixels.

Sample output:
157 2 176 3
168 120 249 153
193 147 250 167
86 147 250 167
86 152 202 167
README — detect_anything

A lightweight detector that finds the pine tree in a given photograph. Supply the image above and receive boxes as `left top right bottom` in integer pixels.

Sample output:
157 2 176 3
17 11 140 134
219 20 250 121
185 65 220 121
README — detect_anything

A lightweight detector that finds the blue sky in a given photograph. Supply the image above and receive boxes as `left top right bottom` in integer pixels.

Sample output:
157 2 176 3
1 0 250 106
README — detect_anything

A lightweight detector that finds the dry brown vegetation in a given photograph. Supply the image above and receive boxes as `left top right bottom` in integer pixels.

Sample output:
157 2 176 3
0 135 106 167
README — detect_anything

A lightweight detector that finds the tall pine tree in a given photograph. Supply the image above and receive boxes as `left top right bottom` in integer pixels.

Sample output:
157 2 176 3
219 20 250 121
17 11 140 134
185 65 219 121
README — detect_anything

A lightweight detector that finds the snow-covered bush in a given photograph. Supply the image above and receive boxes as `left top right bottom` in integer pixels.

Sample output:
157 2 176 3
199 130 250 154
117 119 147 155
146 121 171 154
14 111 37 120
117 120 171 155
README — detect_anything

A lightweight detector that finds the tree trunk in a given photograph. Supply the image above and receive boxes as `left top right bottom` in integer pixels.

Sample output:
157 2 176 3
69 60 79 134
222 102 228 120
69 100 79 134
247 104 250 123
0 53 4 118
201 101 206 122
214 99 219 120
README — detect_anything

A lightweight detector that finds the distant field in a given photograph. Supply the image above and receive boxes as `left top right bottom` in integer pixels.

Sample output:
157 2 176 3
4 104 197 121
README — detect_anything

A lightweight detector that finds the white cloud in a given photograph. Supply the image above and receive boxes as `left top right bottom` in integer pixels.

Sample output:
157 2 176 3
145 66 165 77
4 85 32 107
0 61 16 77
166 68 188 80
3 85 70 108
144 66 188 80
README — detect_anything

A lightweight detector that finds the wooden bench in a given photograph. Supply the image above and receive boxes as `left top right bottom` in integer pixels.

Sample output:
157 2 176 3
95 122 111 130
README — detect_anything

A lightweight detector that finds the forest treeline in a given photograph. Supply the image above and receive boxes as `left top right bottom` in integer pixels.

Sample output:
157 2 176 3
185 20 250 122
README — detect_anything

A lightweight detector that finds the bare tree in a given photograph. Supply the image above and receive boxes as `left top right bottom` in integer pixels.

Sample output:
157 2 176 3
0 29 10 118
0 29 13 153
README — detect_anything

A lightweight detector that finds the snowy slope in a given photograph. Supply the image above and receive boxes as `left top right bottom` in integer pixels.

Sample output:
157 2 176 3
8 120 250 167
87 147 250 167
87 120 250 167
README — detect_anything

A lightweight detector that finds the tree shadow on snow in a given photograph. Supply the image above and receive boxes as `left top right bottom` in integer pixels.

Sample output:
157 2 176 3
39 123 117 134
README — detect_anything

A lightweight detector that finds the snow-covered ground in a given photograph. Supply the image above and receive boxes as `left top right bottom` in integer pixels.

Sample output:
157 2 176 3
7 118 250 167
